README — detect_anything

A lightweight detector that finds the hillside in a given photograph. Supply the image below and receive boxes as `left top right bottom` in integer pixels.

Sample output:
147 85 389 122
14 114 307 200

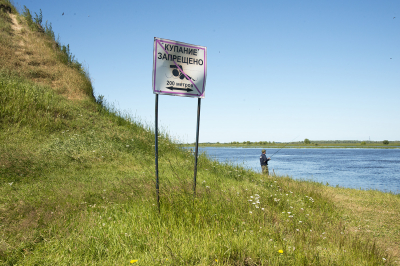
1 2 400 265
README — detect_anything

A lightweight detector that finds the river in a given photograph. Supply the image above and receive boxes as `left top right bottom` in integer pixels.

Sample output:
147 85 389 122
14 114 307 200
195 147 400 194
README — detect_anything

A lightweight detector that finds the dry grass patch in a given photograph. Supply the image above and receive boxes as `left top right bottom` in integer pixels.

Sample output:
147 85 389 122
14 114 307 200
2 12 93 101
323 186 400 264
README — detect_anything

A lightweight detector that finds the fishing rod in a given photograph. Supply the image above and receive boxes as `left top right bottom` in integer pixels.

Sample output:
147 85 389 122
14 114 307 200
269 135 299 158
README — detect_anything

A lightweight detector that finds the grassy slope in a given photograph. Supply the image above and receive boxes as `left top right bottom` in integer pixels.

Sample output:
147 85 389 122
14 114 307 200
1 2 399 265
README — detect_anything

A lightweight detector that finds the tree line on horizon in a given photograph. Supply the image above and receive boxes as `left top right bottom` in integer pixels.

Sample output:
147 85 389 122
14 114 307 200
193 139 395 145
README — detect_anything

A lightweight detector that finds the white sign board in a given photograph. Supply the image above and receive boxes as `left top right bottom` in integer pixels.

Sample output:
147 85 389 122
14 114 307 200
153 37 207 98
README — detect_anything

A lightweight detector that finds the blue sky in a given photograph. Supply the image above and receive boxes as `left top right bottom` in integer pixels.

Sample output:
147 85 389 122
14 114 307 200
15 0 399 143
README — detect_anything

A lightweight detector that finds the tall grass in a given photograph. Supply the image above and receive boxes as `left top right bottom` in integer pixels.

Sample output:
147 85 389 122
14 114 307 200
0 71 68 130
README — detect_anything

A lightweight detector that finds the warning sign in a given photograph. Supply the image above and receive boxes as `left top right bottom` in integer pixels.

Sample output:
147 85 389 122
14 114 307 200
152 37 207 98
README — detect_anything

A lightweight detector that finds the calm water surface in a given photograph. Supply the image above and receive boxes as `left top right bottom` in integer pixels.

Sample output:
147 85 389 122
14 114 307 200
196 147 400 194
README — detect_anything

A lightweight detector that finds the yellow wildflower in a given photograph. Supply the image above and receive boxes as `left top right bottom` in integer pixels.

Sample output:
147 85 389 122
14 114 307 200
130 259 138 263
278 250 284 254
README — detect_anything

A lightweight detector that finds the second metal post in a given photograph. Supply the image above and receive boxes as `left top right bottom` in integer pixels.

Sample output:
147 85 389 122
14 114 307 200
155 94 160 212
193 98 201 197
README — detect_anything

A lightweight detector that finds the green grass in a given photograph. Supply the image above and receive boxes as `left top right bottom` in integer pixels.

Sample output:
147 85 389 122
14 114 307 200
0 73 397 264
1 3 399 265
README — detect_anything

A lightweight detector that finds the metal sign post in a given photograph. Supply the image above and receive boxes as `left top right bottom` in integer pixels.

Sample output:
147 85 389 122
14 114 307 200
153 37 207 209
193 98 201 196
155 94 160 212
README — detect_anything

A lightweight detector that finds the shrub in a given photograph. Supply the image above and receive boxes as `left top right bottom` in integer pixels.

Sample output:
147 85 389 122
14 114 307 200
22 6 83 73
0 0 16 14
383 140 389 145
23 6 43 32
304 138 311 144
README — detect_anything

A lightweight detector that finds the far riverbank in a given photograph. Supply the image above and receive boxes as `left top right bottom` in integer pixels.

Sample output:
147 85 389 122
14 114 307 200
181 140 400 149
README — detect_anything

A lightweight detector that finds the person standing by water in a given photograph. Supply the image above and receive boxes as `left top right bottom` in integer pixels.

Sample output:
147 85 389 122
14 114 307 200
260 149 271 175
